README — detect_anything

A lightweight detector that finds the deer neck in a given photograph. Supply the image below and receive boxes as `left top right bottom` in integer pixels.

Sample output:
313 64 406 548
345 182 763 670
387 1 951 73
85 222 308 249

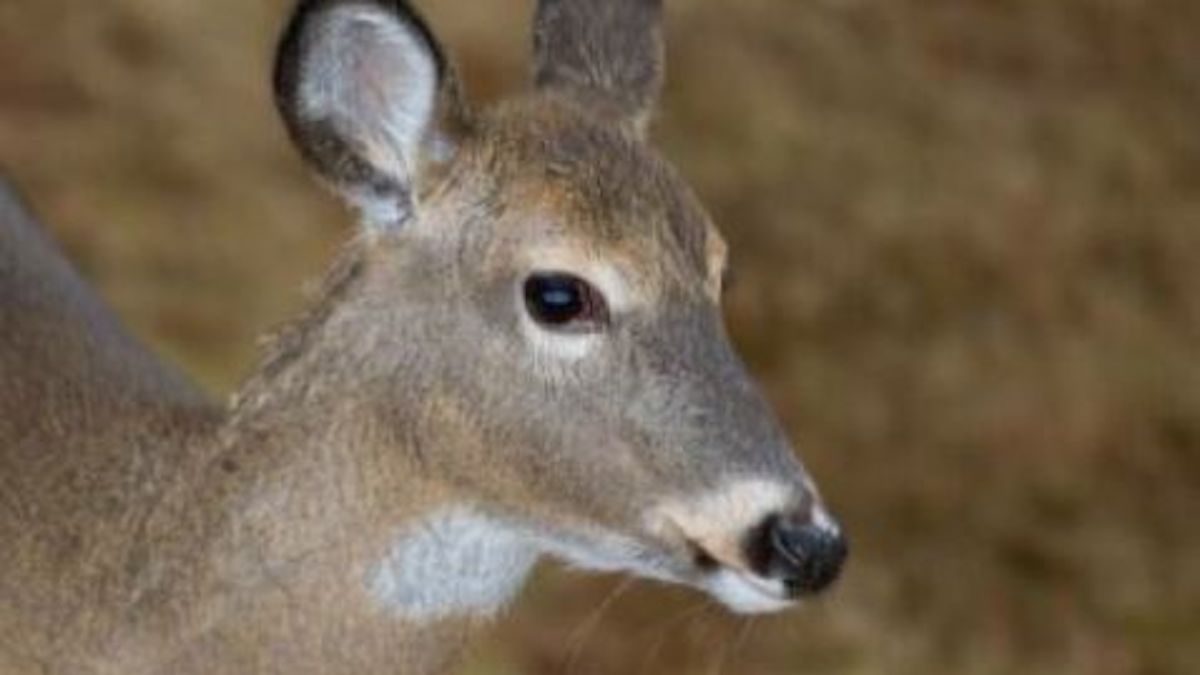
213 366 543 622
125 270 540 671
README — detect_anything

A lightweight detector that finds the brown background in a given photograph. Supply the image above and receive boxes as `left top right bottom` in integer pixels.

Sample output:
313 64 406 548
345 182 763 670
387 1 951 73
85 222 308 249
2 1 1198 673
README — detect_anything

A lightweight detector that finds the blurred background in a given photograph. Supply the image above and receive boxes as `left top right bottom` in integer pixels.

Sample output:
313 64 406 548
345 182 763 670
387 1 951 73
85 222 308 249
2 0 1198 673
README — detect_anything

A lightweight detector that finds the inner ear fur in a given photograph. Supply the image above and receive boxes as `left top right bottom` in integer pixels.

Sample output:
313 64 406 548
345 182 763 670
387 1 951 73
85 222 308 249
274 0 470 231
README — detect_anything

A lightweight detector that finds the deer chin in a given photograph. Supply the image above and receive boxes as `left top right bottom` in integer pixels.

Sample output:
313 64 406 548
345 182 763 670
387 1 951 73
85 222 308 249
701 568 795 615
543 531 799 615
541 531 802 616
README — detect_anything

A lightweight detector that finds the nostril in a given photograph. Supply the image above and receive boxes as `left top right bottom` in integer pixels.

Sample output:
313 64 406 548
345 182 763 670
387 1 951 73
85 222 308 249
756 514 848 596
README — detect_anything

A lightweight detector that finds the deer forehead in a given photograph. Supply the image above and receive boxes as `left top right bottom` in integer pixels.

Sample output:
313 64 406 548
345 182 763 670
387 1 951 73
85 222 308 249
460 102 721 274
530 131 710 254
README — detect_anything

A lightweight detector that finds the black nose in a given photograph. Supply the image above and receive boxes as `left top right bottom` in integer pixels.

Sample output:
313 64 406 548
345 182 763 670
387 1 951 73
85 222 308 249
749 514 848 596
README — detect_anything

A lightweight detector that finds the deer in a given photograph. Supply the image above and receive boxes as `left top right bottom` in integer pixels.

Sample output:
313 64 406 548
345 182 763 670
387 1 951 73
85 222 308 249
0 1 848 673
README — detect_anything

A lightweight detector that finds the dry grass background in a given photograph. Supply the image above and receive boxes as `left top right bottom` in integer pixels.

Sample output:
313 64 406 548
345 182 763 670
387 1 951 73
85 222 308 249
2 0 1199 673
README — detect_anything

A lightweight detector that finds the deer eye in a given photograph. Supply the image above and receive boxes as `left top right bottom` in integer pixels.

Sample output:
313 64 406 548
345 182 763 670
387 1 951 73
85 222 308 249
523 273 609 331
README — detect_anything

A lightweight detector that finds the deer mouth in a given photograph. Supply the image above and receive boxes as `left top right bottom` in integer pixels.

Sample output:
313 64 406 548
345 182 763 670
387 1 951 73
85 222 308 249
684 538 797 614
681 535 792 610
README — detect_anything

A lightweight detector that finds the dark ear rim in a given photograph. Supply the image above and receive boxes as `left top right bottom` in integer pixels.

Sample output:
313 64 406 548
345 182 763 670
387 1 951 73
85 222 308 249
273 0 466 225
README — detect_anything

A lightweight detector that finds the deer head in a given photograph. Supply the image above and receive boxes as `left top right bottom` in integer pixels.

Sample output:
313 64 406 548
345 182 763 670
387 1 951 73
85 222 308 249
268 0 846 617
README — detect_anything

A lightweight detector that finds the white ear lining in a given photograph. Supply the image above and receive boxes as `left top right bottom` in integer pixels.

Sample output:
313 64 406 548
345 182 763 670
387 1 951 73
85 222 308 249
297 6 440 229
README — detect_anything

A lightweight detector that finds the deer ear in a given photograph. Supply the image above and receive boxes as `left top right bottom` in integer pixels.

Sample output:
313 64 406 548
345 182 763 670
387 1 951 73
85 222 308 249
532 0 665 135
275 0 469 232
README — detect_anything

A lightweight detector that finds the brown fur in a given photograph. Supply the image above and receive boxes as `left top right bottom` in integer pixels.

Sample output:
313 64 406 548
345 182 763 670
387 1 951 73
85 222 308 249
0 2 839 673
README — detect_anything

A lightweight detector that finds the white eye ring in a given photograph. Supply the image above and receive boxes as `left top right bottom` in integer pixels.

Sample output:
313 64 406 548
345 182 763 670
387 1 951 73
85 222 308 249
518 282 602 362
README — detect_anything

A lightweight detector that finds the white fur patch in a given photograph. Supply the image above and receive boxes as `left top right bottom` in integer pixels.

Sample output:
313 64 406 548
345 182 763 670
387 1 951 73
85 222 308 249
369 509 676 621
520 316 602 362
705 569 794 615
369 508 538 621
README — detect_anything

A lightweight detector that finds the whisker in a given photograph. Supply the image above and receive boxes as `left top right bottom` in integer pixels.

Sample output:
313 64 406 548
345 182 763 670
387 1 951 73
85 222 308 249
716 618 757 675
733 617 757 653
638 599 711 675
561 575 637 675
706 617 732 675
